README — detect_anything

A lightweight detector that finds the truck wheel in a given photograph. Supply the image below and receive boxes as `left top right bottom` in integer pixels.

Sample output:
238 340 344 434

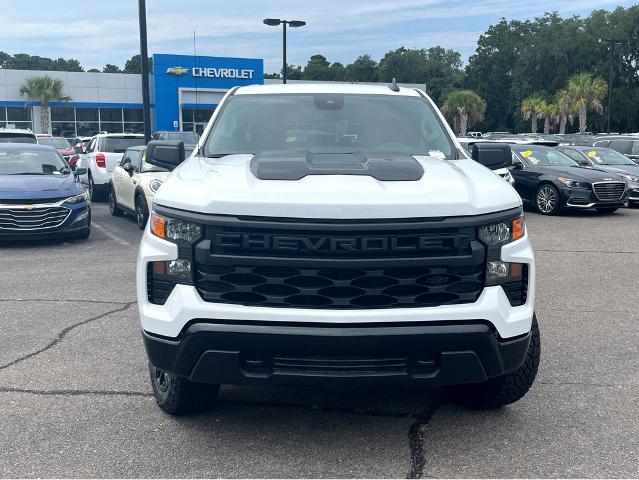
446 315 540 409
148 362 219 415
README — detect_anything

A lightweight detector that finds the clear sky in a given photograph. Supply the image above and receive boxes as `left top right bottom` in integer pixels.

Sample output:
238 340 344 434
1 0 636 72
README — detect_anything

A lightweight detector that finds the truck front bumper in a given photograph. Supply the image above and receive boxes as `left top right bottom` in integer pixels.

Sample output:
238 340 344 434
143 321 531 387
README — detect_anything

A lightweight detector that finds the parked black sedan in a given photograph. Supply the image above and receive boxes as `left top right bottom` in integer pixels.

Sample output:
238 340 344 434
557 146 639 207
508 144 629 215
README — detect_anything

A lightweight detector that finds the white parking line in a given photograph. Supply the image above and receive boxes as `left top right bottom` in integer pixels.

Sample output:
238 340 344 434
93 222 130 246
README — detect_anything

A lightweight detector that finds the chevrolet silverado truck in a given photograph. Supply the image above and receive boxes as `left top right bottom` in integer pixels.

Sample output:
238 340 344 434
137 83 539 415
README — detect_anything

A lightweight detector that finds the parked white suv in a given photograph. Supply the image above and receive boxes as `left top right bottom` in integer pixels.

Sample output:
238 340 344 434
76 133 146 201
137 84 539 415
109 146 170 229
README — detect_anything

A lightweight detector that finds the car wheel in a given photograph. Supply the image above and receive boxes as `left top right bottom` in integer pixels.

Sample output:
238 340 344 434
108 185 124 217
535 184 561 215
88 173 103 202
445 315 540 409
135 194 148 230
595 207 618 214
148 362 219 415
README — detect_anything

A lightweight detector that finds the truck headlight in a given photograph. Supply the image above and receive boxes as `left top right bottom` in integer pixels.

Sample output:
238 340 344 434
150 212 202 244
479 216 527 286
147 211 203 297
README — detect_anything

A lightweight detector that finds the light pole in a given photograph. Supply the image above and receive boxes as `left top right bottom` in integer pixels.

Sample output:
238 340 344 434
601 37 625 134
263 18 306 84
137 0 152 143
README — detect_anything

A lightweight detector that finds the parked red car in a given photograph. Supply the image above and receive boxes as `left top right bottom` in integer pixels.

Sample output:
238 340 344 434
36 135 78 167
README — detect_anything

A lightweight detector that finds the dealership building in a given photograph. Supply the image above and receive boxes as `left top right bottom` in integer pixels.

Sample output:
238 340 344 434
0 52 423 139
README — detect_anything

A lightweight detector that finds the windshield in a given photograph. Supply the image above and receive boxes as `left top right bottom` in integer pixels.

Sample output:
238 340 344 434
0 148 69 175
103 137 146 153
204 94 455 159
583 148 634 165
0 133 37 144
166 132 199 144
515 147 578 166
38 137 71 149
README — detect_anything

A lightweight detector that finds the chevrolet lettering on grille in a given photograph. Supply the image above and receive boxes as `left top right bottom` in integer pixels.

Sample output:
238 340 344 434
214 233 448 253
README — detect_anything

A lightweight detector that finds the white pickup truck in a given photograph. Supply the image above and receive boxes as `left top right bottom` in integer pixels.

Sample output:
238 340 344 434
76 133 146 201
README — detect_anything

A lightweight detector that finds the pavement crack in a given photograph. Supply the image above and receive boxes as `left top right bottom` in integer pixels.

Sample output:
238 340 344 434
0 302 135 371
406 395 441 479
0 387 150 398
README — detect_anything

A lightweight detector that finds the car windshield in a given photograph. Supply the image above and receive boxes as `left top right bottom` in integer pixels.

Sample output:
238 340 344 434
103 137 146 153
584 148 635 165
38 137 71 149
0 148 69 175
165 132 199 144
515 147 577 166
0 134 37 144
204 93 455 159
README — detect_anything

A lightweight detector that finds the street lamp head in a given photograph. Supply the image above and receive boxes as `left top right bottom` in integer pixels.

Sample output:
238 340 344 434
263 18 282 26
288 20 306 28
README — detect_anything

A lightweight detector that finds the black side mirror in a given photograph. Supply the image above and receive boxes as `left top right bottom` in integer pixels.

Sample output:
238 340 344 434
123 162 134 175
145 140 185 171
512 162 523 170
74 167 88 176
471 143 512 170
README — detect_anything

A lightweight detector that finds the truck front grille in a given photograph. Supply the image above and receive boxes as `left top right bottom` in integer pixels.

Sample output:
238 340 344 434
0 206 70 231
191 216 487 310
593 182 625 200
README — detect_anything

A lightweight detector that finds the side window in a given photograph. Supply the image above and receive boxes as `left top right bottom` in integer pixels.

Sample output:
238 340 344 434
511 152 523 167
129 151 142 171
594 140 610 148
631 141 639 155
119 153 130 167
85 138 96 153
609 140 630 153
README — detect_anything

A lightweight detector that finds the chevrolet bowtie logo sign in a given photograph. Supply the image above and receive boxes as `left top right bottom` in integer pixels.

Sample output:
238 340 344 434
166 66 189 76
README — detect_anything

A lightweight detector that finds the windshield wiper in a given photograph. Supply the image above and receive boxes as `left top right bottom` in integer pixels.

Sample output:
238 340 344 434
7 172 45 175
206 153 253 158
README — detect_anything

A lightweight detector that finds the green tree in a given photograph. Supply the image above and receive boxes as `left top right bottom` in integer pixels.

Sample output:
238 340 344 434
87 68 101 73
441 90 486 136
19 76 71 134
103 64 122 73
344 55 378 82
302 55 332 80
123 54 152 74
328 62 346 81
566 73 607 133
521 96 546 133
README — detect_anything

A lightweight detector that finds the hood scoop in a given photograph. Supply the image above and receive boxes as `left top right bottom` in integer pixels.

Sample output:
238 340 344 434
250 150 424 181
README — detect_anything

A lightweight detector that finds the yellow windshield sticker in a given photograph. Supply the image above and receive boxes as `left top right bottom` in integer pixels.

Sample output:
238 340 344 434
521 150 532 158
587 151 597 158
286 136 297 143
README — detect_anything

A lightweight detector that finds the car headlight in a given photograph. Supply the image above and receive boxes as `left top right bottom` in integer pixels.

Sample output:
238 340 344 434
149 179 162 193
617 173 638 182
557 177 589 188
479 215 527 286
63 191 90 204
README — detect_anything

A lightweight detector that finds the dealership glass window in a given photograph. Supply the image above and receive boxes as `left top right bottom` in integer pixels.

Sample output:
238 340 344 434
2 106 33 130
76 108 99 122
100 108 123 122
51 107 75 121
48 106 144 139
124 122 144 133
124 108 143 122
181 107 214 134
0 107 6 127
51 122 76 138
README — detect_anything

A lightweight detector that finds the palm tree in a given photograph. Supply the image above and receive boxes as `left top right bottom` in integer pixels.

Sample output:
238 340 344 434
555 89 575 135
19 76 71 134
540 102 559 134
566 73 607 133
521 96 546 134
441 90 486 136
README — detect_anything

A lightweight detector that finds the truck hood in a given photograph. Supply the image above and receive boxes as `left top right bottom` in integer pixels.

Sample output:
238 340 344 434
154 154 521 219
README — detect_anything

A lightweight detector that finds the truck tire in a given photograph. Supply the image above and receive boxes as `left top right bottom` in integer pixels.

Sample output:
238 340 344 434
446 315 540 408
148 362 219 415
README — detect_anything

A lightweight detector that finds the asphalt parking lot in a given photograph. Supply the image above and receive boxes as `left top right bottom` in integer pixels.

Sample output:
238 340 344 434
0 202 637 478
